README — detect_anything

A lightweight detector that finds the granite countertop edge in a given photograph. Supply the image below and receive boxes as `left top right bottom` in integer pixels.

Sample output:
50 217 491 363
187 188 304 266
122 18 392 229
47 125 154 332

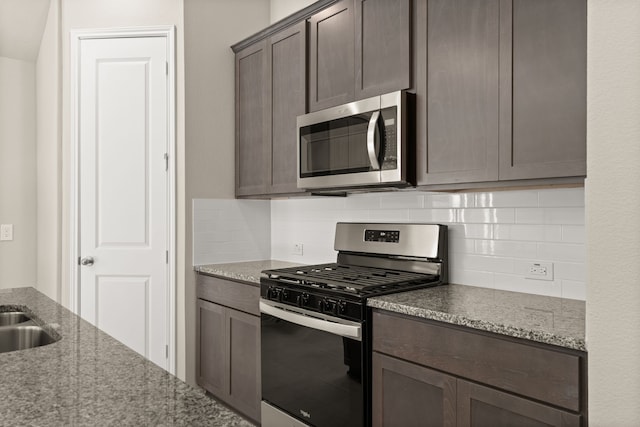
368 295 586 352
195 260 304 285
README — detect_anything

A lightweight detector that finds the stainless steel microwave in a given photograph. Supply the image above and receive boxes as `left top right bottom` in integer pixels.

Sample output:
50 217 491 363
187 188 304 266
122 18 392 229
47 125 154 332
296 90 415 191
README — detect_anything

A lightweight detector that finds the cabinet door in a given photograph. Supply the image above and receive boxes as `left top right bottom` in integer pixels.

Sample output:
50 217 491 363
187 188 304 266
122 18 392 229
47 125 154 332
457 380 581 427
197 299 227 397
354 0 411 99
372 352 457 427
416 0 500 185
236 40 269 196
499 0 586 180
227 308 261 422
309 0 355 112
268 21 306 195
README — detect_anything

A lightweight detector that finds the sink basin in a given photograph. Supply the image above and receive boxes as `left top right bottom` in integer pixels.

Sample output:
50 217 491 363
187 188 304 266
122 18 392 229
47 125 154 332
0 311 31 326
0 324 59 353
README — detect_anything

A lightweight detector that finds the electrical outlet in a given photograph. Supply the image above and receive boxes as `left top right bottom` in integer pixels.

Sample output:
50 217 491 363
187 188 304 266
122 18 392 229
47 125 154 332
525 261 553 281
292 243 304 256
0 224 13 241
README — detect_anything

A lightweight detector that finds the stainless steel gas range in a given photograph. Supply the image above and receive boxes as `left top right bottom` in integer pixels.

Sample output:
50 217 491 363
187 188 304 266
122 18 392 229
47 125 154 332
259 222 448 427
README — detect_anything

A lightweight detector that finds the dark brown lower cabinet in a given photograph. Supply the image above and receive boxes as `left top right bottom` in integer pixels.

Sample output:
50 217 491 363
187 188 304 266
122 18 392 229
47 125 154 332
457 380 581 427
372 310 586 426
372 352 457 427
196 274 261 423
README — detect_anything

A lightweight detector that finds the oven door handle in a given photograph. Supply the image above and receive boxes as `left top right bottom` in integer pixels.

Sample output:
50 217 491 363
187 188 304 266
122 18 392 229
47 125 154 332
260 300 362 341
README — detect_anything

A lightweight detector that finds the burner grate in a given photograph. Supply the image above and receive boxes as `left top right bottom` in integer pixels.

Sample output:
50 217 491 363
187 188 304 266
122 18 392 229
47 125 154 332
264 263 439 296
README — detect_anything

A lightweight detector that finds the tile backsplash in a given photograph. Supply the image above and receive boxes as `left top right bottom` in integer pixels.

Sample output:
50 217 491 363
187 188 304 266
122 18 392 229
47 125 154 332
271 188 586 300
193 199 270 265
193 188 585 300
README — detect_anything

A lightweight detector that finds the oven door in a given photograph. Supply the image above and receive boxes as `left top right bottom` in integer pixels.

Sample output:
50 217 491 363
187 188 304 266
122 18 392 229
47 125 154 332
260 300 364 427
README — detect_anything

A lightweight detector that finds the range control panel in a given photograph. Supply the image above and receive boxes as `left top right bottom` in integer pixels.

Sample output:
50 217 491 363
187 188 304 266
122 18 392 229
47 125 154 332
364 229 400 243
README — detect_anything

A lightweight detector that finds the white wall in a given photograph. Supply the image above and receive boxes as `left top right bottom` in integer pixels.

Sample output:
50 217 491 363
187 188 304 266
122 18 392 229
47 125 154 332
272 188 586 299
56 0 186 376
0 57 37 288
587 1 640 423
270 0 316 23
36 0 61 301
183 0 270 386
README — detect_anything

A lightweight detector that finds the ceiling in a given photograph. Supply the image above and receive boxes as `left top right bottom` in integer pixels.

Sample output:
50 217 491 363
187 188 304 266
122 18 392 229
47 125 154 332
0 0 51 61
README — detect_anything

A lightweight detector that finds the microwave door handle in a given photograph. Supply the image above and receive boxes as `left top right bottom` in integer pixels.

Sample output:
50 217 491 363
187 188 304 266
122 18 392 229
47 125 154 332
366 111 381 170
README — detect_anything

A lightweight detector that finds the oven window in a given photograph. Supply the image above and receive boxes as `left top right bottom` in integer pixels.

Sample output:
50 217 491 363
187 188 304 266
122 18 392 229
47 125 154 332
299 114 374 177
261 313 364 427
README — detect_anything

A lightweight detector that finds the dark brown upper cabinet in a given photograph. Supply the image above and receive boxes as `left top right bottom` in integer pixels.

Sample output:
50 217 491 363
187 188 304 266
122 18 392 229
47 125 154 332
416 0 586 187
235 40 269 196
308 0 355 111
267 22 307 195
499 0 587 180
355 0 411 100
235 22 307 197
309 0 412 112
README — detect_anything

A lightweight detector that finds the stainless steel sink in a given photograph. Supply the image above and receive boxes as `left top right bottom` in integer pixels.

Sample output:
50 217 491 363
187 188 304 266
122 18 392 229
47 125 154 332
0 307 59 353
0 324 58 353
0 311 31 326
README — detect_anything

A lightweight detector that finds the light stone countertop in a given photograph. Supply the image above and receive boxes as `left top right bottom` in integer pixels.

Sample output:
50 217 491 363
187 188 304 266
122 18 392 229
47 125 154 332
368 284 586 351
0 287 254 426
195 260 303 285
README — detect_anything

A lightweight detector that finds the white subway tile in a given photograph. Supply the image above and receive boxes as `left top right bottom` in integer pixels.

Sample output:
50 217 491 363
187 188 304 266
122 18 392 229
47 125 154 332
424 193 475 208
449 238 475 254
368 209 409 221
449 269 494 288
515 208 544 224
555 262 586 281
475 190 538 208
458 208 515 224
345 194 380 210
408 208 457 223
379 193 424 209
537 243 586 262
457 254 515 274
561 225 586 243
543 208 585 225
538 188 585 207
494 274 562 298
475 240 538 259
447 224 492 240
463 224 493 239
561 280 586 300
493 224 562 242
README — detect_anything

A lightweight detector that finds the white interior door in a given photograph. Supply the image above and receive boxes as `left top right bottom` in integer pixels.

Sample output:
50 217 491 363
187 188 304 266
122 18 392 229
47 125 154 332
78 35 169 369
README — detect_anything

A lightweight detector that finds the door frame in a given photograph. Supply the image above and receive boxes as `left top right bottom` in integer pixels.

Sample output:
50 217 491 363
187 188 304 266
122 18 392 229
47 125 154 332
69 26 177 374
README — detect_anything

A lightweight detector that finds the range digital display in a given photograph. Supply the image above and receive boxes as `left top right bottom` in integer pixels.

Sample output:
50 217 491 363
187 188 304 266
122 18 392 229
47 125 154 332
364 229 400 243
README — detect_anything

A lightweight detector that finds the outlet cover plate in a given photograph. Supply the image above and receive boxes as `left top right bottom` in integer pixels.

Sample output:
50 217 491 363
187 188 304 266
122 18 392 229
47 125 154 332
525 261 553 281
292 243 304 256
0 224 13 241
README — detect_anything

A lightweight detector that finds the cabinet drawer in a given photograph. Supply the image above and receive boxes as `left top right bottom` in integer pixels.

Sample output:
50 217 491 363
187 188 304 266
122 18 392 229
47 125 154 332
372 310 582 412
196 274 260 316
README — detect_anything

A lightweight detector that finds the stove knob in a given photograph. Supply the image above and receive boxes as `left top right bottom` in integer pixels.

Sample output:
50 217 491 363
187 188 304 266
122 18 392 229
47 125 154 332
323 300 335 314
336 301 347 314
297 293 310 307
268 287 281 301
280 290 289 302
